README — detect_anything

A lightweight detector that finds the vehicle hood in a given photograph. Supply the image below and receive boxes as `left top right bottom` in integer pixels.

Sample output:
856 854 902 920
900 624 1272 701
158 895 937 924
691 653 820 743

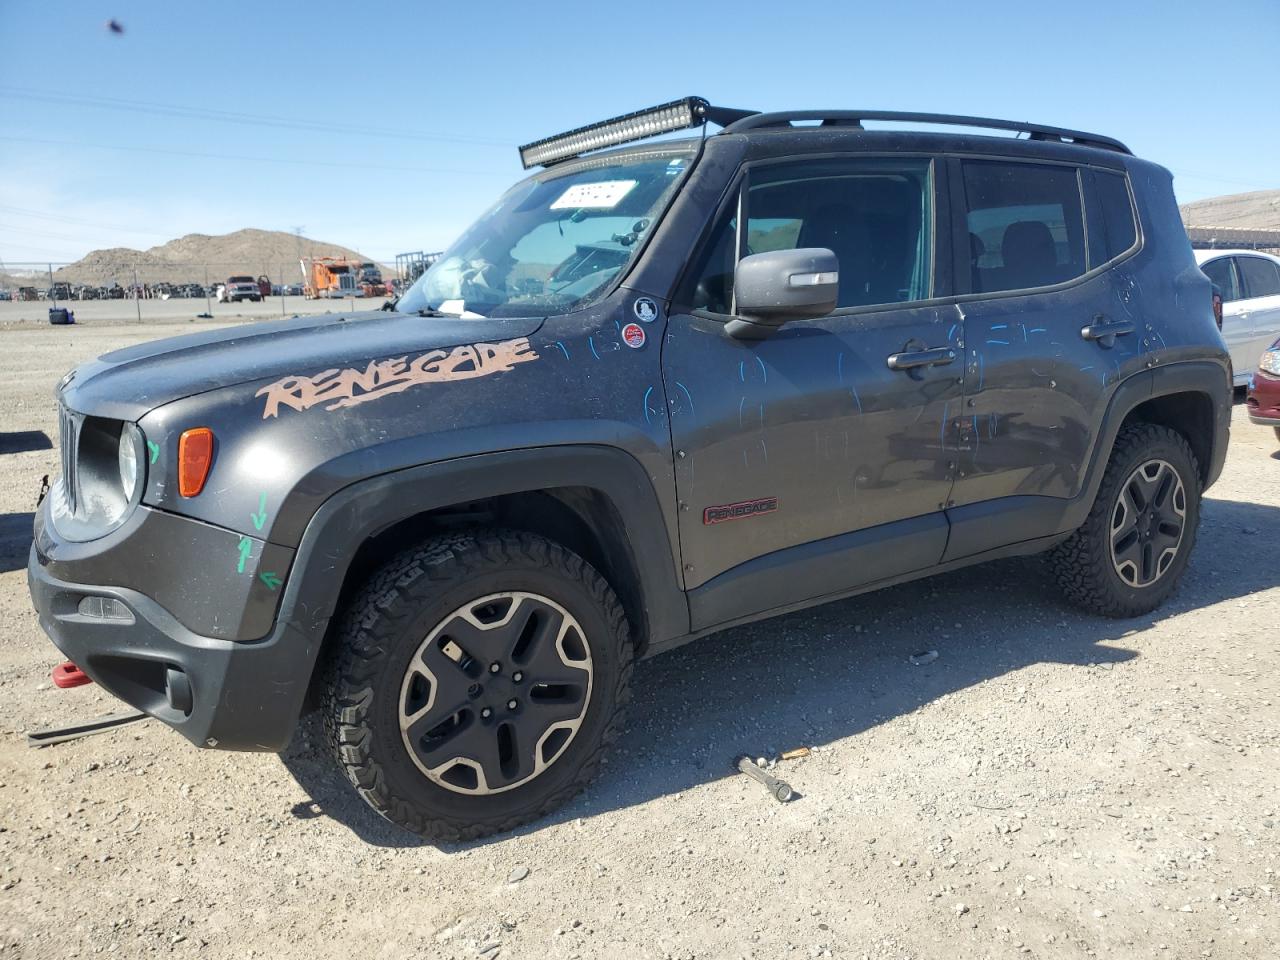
60 310 546 421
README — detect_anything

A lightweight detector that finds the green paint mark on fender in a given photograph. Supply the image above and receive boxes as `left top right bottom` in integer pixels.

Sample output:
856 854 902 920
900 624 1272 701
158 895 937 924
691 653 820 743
236 535 252 574
258 571 281 590
146 440 160 464
250 492 268 531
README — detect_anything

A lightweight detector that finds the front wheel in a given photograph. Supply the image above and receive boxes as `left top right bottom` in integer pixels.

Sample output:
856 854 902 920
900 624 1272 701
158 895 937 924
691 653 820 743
1050 423 1201 617
322 530 632 840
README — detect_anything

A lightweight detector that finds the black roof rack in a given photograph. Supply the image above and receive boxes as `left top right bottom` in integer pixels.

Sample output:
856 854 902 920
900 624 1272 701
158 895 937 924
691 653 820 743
721 110 1131 155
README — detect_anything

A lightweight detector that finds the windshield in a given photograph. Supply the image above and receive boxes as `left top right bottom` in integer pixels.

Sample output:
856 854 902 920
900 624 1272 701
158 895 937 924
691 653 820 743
398 146 696 318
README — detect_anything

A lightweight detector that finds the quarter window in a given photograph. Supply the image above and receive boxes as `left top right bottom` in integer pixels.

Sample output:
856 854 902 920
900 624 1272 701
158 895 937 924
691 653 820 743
962 161 1087 294
1094 170 1138 261
687 157 933 313
1201 257 1241 303
1237 256 1280 300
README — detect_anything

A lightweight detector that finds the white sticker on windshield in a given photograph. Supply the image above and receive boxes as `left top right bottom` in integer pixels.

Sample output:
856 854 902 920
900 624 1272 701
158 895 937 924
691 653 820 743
550 180 637 211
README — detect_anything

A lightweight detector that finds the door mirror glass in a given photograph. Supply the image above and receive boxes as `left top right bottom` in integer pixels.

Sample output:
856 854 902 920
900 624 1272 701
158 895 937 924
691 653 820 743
726 247 839 340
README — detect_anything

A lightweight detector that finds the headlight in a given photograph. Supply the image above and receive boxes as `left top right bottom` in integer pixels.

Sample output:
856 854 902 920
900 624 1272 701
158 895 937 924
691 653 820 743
118 422 144 503
1260 350 1280 377
50 414 146 542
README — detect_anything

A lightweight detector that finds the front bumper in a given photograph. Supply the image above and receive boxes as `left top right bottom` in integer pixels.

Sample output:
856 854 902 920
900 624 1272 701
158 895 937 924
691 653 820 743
28 546 314 751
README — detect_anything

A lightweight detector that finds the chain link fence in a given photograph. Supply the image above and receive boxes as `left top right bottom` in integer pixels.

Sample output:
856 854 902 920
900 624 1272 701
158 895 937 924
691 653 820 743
0 258 426 324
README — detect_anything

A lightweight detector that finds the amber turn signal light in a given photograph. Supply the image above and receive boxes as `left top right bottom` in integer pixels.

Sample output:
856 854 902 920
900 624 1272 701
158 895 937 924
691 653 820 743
178 427 214 497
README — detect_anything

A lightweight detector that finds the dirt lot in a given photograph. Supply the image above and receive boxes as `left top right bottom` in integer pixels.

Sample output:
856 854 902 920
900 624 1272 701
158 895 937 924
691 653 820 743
0 321 1277 960
0 295 373 328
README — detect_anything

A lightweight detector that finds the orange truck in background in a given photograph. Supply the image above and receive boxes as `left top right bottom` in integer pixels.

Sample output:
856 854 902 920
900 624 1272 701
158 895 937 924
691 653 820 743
301 257 359 299
301 258 388 299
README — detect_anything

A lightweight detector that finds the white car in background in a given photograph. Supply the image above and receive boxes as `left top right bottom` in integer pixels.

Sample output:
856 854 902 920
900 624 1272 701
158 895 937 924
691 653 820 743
1195 249 1280 385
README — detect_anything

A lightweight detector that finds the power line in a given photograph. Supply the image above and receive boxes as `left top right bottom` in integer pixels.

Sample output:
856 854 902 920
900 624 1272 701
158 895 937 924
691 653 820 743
0 135 515 177
0 224 98 243
0 203 173 237
0 86 514 147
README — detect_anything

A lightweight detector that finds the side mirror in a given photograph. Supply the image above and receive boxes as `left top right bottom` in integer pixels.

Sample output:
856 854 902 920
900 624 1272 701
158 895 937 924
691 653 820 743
725 247 839 340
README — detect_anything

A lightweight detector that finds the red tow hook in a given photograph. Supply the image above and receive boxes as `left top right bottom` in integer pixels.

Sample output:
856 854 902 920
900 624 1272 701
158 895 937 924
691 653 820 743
52 661 93 689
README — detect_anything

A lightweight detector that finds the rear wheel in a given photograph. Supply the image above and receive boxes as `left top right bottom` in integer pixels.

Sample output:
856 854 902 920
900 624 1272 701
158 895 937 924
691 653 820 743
1050 423 1200 617
322 530 632 840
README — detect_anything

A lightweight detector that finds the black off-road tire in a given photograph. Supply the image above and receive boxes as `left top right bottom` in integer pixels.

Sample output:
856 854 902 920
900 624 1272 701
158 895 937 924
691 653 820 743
321 530 632 841
1272 425 1280 445
1049 423 1201 618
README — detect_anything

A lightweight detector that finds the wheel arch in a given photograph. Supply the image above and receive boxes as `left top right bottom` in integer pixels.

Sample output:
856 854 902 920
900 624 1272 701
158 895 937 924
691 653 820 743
1119 389 1216 488
1060 360 1230 535
275 445 689 715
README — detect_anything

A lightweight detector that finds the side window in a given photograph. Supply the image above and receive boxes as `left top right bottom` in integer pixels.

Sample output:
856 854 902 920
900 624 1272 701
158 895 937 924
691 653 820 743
1201 257 1241 303
1237 256 1280 300
962 161 1086 294
687 157 933 313
1094 170 1138 261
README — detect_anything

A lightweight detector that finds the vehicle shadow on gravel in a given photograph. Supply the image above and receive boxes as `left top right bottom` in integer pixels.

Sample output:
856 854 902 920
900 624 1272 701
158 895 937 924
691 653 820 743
0 512 34 573
277 495 1280 849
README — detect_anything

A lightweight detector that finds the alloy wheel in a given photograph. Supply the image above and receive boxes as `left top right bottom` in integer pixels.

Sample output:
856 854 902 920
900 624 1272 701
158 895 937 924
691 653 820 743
398 592 593 795
1109 458 1186 588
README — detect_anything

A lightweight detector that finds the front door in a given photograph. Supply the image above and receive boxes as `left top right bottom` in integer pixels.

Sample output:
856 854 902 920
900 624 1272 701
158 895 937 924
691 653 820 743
1200 256 1253 379
1236 254 1280 366
662 155 961 624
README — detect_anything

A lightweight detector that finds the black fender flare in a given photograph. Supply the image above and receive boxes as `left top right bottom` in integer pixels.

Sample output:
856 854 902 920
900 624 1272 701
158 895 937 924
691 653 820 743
1059 359 1230 535
275 443 689 659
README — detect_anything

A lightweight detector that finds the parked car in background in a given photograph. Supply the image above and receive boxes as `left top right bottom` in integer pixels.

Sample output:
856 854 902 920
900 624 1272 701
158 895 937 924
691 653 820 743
218 276 262 303
1196 250 1280 386
1246 335 1280 443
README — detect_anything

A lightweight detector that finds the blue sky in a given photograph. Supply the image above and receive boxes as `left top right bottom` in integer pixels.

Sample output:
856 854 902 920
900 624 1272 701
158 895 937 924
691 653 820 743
1 0 1277 265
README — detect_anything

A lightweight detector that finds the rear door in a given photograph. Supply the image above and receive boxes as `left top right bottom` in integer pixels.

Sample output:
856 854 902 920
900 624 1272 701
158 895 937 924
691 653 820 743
1200 255 1253 378
1236 255 1280 364
943 158 1144 558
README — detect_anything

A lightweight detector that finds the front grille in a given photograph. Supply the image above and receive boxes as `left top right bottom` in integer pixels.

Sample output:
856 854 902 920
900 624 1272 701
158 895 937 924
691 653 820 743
58 403 80 514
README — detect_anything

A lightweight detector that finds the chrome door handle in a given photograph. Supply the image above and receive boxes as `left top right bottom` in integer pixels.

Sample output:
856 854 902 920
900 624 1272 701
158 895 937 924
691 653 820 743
886 347 956 371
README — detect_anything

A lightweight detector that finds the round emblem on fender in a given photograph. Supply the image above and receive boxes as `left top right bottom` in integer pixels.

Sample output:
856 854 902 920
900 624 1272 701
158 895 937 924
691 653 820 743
621 322 646 349
633 297 659 323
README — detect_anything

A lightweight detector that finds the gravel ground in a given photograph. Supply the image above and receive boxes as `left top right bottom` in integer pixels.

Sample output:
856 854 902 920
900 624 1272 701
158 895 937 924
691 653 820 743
0 322 1276 960
0 295 375 327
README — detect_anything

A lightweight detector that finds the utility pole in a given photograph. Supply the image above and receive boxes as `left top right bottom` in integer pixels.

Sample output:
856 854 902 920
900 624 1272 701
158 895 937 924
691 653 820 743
48 263 57 308
133 268 142 323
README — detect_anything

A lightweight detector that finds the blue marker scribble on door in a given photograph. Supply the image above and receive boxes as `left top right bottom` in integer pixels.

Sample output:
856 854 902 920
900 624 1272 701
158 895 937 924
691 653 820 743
674 381 696 418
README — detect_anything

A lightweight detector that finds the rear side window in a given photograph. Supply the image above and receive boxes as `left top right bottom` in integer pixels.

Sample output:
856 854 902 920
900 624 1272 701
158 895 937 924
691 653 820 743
1238 256 1280 299
1200 257 1241 302
1094 171 1138 260
962 161 1086 294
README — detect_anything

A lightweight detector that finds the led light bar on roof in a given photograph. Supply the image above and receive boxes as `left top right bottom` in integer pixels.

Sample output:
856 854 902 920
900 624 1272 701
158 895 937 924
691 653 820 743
519 97 711 169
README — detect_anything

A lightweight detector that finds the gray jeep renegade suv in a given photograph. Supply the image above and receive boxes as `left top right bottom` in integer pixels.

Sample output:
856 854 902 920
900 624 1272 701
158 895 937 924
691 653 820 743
29 99 1231 839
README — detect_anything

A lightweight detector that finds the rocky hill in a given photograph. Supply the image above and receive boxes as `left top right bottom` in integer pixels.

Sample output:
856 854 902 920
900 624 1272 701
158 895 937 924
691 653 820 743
1180 189 1280 229
50 229 385 286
